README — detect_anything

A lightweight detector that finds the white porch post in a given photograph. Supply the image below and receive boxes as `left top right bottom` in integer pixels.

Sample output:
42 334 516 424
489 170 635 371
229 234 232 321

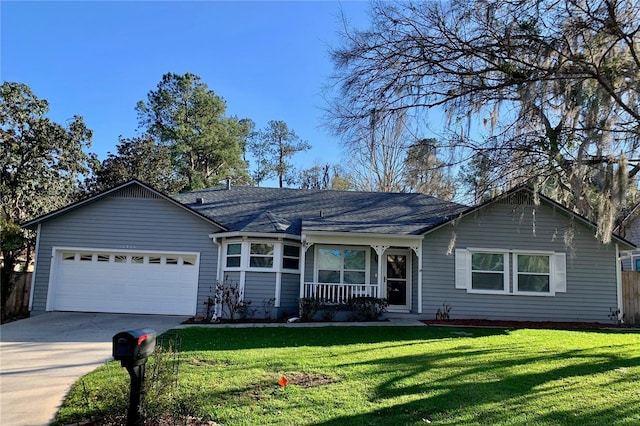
299 238 311 299
372 245 389 299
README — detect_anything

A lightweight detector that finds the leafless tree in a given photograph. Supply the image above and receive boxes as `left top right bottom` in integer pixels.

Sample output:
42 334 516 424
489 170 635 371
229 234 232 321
329 0 640 241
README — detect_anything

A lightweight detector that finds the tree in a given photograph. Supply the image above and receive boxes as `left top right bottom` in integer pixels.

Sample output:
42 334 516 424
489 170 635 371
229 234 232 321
248 120 311 187
343 109 410 192
88 134 185 194
298 163 352 190
136 72 250 190
404 138 456 200
329 0 640 241
1 81 93 306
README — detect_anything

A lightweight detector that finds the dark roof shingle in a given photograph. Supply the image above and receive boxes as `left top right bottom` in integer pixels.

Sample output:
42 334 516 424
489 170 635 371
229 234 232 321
172 186 467 235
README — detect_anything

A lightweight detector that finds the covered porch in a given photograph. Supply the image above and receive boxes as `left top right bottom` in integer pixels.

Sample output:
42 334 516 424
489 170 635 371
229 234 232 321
299 232 424 313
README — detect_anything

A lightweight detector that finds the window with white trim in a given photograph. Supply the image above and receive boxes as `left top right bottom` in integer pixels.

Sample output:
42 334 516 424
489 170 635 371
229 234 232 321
317 247 367 285
515 254 550 293
249 243 274 268
471 252 508 292
226 243 242 267
62 252 76 261
282 244 300 270
222 240 300 272
455 248 566 296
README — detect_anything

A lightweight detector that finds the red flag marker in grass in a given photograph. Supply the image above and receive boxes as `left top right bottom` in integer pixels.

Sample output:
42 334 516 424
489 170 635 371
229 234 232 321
278 376 289 387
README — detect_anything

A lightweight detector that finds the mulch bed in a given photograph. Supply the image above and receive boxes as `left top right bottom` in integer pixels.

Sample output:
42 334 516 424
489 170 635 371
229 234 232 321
422 319 633 330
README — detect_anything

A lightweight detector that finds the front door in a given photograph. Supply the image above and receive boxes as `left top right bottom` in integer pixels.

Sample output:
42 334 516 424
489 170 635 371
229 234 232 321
385 251 410 310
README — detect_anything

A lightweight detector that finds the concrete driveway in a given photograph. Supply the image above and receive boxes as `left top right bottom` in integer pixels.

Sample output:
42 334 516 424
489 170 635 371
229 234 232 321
0 312 187 426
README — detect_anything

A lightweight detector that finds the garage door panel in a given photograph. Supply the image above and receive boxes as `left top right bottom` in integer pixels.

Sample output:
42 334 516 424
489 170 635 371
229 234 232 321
52 250 199 315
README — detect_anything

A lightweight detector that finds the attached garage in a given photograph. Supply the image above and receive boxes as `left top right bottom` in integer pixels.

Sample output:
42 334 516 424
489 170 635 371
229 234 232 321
48 248 200 315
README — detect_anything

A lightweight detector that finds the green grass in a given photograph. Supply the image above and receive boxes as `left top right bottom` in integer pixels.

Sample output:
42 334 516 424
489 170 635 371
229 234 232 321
55 326 640 425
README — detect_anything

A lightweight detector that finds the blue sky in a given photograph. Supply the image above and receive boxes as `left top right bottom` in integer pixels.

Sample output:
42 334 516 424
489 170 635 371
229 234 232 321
1 1 371 185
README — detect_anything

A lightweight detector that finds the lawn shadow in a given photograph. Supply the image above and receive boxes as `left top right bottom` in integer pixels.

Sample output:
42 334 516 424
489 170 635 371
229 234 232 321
314 343 640 426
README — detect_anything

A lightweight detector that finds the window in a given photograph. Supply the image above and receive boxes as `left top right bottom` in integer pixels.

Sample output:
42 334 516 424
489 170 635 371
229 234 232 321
97 254 110 262
283 244 300 270
166 257 179 265
635 257 640 271
80 253 93 262
226 243 242 267
131 255 144 264
455 249 566 296
317 247 367 285
183 256 196 266
62 252 76 261
114 255 127 263
250 243 274 268
515 254 550 293
470 252 508 292
222 240 300 271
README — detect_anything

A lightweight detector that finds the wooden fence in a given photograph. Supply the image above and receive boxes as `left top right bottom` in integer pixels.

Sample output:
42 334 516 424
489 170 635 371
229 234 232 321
622 271 640 325
2 272 32 319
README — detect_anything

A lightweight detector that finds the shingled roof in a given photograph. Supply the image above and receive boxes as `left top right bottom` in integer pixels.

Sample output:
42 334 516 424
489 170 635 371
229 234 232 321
172 186 468 235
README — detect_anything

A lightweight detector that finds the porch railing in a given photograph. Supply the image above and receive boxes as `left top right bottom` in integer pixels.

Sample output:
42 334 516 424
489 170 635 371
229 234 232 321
303 282 379 304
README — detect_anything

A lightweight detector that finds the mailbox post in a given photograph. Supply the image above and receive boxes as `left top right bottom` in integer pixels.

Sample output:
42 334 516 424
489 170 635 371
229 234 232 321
112 328 157 426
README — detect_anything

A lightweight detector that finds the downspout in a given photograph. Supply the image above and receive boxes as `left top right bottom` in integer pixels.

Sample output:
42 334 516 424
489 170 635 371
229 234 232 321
616 244 624 322
417 240 423 314
28 224 41 312
211 234 223 319
210 235 223 285
299 236 307 299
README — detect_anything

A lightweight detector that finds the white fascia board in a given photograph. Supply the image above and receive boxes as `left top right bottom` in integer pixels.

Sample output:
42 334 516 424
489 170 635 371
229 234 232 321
302 231 422 247
209 231 301 241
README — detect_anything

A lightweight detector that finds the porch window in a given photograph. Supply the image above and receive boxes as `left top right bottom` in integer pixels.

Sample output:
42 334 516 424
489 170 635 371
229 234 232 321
317 248 367 284
515 254 550 293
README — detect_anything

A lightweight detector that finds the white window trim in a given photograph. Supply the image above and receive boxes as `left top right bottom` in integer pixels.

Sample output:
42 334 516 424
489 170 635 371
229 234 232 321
455 248 567 297
467 249 510 295
314 245 370 285
512 252 555 297
248 242 276 269
282 243 302 272
222 239 300 273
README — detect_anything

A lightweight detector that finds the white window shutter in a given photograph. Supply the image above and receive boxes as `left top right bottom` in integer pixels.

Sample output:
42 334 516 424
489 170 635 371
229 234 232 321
554 252 567 293
455 249 470 289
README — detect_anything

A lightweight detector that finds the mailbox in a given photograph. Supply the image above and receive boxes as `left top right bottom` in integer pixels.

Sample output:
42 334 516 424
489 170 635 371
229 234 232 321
112 328 157 366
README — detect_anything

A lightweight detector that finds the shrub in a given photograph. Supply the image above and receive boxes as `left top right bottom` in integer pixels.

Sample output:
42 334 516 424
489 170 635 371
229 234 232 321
299 297 323 321
348 297 388 321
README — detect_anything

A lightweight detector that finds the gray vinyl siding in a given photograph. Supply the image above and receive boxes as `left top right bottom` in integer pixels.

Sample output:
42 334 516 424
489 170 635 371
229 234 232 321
304 248 314 282
422 200 619 322
31 191 221 314
279 273 301 318
621 251 639 272
223 271 241 286
243 271 277 319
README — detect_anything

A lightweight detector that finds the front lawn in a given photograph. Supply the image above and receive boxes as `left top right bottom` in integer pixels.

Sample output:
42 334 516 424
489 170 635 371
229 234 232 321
55 326 640 425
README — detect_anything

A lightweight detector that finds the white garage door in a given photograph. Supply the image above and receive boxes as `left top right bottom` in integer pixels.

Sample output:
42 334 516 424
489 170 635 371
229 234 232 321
51 249 199 315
